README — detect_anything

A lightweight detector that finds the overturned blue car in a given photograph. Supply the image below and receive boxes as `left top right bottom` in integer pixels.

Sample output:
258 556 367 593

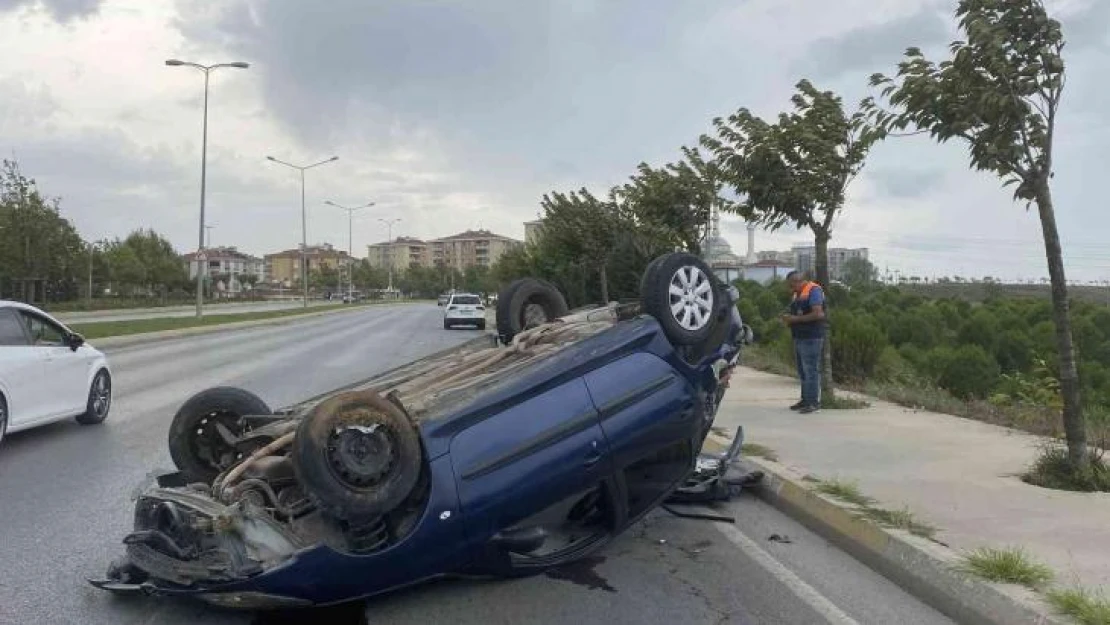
91 252 753 610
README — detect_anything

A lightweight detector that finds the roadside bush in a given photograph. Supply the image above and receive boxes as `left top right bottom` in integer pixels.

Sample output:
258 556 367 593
995 332 1034 373
830 311 887 382
937 345 1000 400
957 309 1000 353
874 346 917 384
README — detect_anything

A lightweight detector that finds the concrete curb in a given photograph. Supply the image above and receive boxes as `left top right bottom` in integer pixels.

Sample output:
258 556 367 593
87 301 421 351
704 435 1068 625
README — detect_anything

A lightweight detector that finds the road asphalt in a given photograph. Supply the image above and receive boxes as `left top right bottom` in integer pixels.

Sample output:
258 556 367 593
0 304 954 625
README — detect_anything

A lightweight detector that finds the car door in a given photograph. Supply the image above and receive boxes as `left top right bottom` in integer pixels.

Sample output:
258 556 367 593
583 351 698 521
449 376 612 554
0 307 48 428
16 309 88 418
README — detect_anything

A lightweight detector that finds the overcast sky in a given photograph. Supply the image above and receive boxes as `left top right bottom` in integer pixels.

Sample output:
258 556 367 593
1 0 1108 282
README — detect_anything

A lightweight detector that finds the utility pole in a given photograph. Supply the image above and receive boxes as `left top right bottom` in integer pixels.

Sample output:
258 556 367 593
325 200 374 301
378 217 401 296
87 243 94 309
205 224 214 249
266 155 339 308
165 58 250 318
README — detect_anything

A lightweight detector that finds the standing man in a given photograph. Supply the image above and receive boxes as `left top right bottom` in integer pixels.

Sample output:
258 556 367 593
782 270 826 414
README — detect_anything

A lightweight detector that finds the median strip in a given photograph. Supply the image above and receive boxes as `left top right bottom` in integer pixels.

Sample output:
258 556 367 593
76 300 419 347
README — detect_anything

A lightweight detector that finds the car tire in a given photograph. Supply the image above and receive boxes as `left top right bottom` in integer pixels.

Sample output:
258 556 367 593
443 319 452 330
168 387 272 484
638 252 671 300
495 278 569 345
477 320 487 331
640 252 721 346
76 369 112 425
291 390 423 521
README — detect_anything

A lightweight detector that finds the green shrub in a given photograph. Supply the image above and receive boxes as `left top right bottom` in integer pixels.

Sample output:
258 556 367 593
830 311 888 382
937 345 1000 399
957 309 1000 353
995 331 1034 373
875 346 918 384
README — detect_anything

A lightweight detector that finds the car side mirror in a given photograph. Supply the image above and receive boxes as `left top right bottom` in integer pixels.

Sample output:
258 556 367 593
67 332 85 351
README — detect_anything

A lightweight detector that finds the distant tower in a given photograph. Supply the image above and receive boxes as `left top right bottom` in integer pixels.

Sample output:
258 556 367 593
746 223 756 265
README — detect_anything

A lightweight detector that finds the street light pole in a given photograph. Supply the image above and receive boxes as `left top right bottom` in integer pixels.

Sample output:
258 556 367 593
378 217 401 295
165 59 249 318
325 200 375 301
266 155 339 308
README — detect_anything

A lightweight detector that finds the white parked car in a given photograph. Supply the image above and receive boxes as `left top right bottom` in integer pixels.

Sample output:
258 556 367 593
442 292 486 330
0 300 112 447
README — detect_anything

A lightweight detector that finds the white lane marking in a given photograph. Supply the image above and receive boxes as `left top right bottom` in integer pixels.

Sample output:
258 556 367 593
713 521 862 625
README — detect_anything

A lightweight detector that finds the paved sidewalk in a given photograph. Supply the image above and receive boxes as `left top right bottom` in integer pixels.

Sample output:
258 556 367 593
712 367 1110 589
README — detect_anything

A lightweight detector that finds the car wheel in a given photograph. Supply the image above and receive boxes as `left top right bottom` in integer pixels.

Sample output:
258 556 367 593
168 387 272 484
495 278 569 345
477 320 487 331
640 252 721 346
76 369 112 425
291 390 423 521
443 319 452 330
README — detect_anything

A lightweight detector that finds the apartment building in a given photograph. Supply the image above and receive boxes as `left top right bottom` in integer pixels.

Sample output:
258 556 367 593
182 246 265 293
366 237 430 271
431 229 523 271
264 243 351 286
791 245 869 281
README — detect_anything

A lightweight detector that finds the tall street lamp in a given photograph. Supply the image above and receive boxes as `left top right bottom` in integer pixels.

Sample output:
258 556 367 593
378 217 401 295
325 200 375 301
165 59 249 318
266 155 339 308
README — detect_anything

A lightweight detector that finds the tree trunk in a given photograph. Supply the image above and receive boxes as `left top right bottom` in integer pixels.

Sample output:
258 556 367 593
599 263 610 303
1035 183 1088 470
813 229 835 402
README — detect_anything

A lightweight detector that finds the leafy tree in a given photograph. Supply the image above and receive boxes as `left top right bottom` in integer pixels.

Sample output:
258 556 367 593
351 259 388 291
863 0 1090 470
539 188 625 302
702 79 885 398
103 243 146 296
841 257 879 288
120 229 188 295
617 146 731 255
0 160 87 302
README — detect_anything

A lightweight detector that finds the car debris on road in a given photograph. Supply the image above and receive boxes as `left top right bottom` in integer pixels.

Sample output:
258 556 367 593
91 252 755 611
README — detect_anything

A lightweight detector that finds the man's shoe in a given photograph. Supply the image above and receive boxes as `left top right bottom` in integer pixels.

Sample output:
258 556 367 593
789 401 806 411
798 404 820 414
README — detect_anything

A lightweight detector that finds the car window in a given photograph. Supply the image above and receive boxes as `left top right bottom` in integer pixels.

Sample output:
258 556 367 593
452 295 481 305
0 309 29 346
18 311 67 346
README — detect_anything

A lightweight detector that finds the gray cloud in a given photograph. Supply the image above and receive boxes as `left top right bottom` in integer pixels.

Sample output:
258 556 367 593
172 0 751 202
795 3 951 80
1062 0 1110 51
0 0 99 21
869 168 947 199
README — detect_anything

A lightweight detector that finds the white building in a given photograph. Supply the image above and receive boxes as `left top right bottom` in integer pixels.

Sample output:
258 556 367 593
182 246 265 295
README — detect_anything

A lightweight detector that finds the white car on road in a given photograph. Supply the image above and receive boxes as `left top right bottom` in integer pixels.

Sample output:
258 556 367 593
0 300 112 448
442 292 486 330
